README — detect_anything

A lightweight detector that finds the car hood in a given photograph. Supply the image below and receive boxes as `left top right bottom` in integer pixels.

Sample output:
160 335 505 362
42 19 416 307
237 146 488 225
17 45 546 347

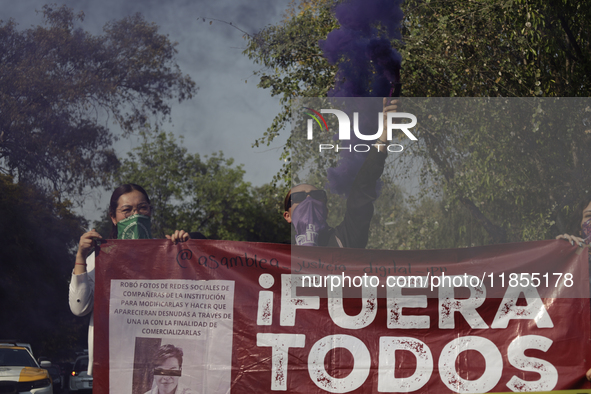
0 366 49 381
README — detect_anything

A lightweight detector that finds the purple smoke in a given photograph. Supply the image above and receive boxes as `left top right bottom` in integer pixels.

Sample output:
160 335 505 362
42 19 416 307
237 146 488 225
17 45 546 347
326 134 366 196
320 0 403 196
321 0 403 98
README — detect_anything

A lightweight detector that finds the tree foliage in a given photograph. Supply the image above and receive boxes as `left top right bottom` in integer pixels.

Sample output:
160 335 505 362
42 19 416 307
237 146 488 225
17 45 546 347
0 5 196 198
401 0 591 97
245 0 591 138
405 98 591 242
244 0 591 247
0 175 88 359
99 129 290 243
244 0 338 188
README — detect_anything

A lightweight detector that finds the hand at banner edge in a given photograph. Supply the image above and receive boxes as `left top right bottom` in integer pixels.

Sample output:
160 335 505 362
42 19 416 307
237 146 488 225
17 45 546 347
166 230 190 244
555 233 585 247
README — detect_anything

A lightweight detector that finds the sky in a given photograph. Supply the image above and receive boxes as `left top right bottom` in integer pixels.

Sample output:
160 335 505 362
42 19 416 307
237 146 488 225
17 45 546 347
1 0 291 222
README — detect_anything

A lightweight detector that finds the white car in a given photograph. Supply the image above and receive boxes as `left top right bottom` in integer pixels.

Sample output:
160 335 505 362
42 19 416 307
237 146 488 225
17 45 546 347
0 344 53 394
68 356 92 392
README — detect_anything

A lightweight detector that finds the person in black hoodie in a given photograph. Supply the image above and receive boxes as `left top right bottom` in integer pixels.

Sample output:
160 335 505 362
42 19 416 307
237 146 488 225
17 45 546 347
283 98 398 248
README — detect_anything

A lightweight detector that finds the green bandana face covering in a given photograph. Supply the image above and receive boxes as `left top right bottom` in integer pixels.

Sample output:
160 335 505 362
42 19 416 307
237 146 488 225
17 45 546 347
116 214 152 239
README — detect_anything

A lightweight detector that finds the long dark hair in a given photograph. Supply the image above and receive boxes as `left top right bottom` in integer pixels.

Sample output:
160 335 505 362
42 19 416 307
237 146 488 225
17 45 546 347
109 184 151 238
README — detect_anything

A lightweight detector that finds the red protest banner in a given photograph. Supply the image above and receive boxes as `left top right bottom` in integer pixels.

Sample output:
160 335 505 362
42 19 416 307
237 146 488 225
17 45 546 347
94 239 591 393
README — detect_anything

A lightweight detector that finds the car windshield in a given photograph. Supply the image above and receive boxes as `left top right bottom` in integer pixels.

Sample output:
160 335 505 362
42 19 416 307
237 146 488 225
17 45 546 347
73 357 88 372
46 366 59 375
0 348 37 367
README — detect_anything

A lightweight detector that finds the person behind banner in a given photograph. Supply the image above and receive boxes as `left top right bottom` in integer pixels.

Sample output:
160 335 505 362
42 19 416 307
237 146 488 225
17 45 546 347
69 184 191 376
555 196 591 380
283 98 397 248
555 196 591 247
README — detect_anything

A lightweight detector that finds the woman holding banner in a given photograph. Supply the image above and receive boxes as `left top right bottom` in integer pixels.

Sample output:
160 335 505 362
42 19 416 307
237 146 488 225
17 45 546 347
69 184 190 376
555 197 591 247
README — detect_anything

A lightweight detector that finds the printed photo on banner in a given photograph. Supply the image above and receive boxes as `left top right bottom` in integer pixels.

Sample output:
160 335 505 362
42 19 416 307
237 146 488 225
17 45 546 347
107 278 234 394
